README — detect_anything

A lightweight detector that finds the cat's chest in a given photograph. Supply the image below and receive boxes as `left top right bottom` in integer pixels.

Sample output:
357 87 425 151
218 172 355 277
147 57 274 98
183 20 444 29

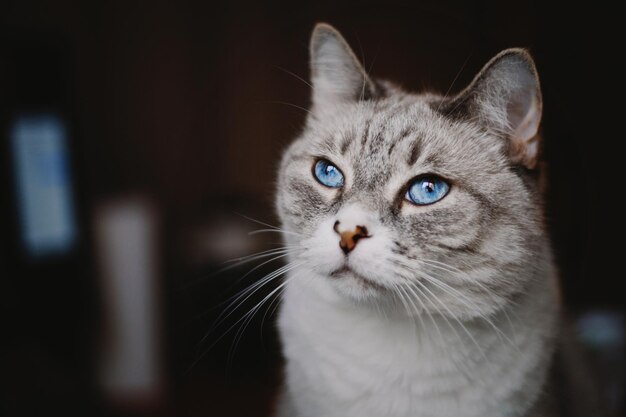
278 278 542 417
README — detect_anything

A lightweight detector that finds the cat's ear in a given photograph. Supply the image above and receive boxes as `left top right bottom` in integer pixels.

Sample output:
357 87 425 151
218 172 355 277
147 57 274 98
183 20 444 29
441 49 543 169
309 23 377 110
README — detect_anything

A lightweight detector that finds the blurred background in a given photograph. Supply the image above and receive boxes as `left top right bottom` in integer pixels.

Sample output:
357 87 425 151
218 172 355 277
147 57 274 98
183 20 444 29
1 1 624 416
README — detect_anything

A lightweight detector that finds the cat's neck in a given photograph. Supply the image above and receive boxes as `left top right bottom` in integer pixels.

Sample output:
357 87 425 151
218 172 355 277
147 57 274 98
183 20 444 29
279 270 560 417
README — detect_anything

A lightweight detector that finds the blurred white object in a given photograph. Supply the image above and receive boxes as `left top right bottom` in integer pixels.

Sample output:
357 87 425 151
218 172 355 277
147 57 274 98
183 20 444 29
183 215 257 266
94 197 163 404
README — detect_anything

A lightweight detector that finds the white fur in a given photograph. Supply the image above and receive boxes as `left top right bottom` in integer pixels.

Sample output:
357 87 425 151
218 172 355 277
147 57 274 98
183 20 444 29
277 204 559 417
278 264 559 417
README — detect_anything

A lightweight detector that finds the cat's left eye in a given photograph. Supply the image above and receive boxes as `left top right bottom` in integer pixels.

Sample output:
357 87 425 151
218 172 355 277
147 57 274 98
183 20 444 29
313 159 344 188
405 175 450 205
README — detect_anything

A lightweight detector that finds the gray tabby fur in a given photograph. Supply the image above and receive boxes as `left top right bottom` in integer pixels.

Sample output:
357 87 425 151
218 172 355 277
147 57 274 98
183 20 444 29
274 23 565 417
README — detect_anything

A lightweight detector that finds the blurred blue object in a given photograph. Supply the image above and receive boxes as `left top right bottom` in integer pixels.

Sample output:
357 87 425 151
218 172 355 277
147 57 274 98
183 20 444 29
10 114 78 258
577 310 625 415
577 310 625 349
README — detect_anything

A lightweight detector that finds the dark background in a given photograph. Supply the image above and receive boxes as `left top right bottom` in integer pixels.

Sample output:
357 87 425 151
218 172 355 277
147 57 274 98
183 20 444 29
1 1 623 416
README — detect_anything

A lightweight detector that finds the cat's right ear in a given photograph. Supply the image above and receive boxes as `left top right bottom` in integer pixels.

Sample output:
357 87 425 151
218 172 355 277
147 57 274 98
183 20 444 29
309 23 377 111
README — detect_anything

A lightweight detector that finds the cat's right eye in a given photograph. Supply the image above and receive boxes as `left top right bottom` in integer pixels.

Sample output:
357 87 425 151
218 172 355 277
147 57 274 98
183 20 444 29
313 159 344 188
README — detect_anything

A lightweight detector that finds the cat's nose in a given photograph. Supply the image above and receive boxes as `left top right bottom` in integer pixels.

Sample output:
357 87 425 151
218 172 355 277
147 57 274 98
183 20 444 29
333 220 370 255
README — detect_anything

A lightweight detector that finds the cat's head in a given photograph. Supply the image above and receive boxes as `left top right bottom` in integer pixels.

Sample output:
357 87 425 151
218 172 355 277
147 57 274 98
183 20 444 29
276 23 547 319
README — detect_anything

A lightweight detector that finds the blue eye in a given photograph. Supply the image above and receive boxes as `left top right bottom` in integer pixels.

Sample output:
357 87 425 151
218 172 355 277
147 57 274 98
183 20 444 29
313 159 344 188
405 176 450 205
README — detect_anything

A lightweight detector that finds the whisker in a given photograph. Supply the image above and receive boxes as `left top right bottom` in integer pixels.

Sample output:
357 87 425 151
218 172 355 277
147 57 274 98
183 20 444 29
435 52 473 112
203 251 296 313
188 249 302 306
399 280 445 349
266 100 314 117
420 258 524 313
224 246 301 264
183 246 302 291
416 260 520 348
249 229 304 237
273 65 313 88
393 257 516 349
389 281 413 318
394 283 427 346
233 213 282 230
401 278 475 381
207 261 303 337
407 281 475 381
227 263 307 371
187 263 305 373
409 277 495 375
420 270 506 334
260 284 288 336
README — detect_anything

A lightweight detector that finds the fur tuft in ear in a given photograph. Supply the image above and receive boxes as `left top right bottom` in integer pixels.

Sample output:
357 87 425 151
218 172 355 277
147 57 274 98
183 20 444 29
440 49 543 169
309 23 377 111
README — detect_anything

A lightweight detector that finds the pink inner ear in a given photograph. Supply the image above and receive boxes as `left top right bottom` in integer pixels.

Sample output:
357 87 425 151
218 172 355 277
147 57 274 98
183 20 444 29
512 93 541 142
509 92 542 168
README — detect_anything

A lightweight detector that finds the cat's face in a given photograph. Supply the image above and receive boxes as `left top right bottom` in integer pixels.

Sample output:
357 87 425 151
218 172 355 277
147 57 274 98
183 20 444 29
276 24 546 320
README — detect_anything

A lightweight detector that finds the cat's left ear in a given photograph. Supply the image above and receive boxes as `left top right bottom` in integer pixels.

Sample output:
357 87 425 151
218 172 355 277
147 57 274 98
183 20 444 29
441 49 543 169
309 23 378 111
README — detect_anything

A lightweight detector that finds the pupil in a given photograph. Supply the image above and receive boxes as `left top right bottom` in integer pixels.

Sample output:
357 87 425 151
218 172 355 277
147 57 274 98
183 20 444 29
423 182 434 193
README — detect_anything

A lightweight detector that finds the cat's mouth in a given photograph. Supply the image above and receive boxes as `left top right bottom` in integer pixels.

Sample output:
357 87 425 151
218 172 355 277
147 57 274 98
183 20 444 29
330 265 385 291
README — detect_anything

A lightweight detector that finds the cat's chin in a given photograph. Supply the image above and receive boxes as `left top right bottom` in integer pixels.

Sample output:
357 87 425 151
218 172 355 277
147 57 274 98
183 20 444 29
330 265 385 290
325 265 388 301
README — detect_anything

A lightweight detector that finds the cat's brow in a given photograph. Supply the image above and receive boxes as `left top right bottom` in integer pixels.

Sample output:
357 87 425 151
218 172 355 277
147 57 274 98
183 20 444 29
340 129 356 155
360 119 372 147
386 126 418 161
406 138 421 166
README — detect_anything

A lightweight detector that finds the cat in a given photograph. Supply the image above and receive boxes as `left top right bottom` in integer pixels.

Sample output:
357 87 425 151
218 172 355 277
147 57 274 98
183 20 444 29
273 23 574 417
